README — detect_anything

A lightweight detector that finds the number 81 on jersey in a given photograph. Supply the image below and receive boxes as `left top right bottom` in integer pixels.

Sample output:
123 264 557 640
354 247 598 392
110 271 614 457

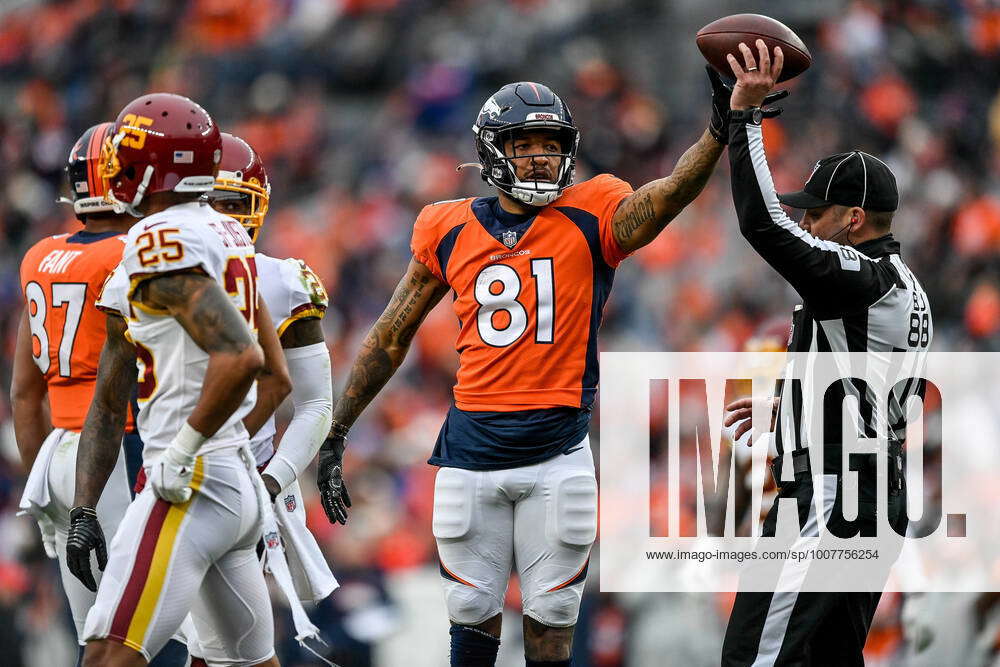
475 259 553 347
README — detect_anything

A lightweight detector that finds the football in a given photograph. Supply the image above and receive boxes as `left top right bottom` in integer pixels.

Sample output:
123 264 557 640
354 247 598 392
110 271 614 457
696 14 811 82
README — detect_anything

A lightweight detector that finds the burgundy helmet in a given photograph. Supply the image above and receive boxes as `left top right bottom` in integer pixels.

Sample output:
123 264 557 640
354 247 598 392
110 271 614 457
209 133 270 243
99 93 221 216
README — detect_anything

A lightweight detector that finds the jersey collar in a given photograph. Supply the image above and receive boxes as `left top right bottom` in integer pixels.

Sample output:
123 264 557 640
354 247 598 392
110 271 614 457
854 233 899 258
66 229 123 244
471 197 538 250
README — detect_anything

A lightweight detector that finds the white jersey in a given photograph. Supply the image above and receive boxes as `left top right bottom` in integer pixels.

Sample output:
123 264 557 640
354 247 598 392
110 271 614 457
98 201 259 462
249 253 329 465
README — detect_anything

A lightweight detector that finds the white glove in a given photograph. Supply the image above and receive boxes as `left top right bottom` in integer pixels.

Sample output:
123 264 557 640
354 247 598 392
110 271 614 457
149 423 206 504
37 513 57 559
150 445 196 503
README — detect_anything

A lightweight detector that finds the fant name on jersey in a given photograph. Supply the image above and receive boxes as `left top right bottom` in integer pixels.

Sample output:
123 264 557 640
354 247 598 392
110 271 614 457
36 248 85 273
97 201 259 463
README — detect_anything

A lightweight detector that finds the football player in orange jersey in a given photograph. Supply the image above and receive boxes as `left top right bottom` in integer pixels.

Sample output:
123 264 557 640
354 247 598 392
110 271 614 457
12 122 145 655
321 78 786 666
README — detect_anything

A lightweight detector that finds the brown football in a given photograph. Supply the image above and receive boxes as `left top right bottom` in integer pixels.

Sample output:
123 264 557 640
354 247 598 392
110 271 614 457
696 14 811 83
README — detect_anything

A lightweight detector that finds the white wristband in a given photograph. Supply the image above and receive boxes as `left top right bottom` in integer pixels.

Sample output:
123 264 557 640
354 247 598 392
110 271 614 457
174 422 207 457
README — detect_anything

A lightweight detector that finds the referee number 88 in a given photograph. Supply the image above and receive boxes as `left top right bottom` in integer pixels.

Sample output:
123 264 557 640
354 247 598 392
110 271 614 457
907 312 930 348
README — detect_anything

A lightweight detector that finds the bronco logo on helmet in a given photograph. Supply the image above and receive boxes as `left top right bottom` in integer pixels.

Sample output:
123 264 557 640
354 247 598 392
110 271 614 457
472 82 579 207
58 122 119 222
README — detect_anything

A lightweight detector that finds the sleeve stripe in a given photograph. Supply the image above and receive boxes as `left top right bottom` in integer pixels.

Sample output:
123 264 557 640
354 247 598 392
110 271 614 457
276 306 326 337
744 124 875 262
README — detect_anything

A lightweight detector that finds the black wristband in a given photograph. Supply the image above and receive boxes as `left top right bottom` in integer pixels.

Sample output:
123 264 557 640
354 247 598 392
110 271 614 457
70 506 97 519
730 108 764 126
321 428 347 458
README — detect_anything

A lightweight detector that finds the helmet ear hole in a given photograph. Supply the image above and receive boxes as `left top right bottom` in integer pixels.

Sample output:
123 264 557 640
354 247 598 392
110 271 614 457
123 166 136 180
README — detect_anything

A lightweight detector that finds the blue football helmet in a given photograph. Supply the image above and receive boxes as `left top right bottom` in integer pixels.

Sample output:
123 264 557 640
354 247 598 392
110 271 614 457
473 82 579 206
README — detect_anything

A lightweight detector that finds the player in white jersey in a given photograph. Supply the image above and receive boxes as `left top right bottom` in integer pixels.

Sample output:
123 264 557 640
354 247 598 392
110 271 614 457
207 134 338 606
145 133 336 662
209 133 334 512
63 93 283 667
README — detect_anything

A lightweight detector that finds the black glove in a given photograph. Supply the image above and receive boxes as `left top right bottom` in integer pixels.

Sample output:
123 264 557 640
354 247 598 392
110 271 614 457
317 426 352 525
707 65 789 145
66 506 107 592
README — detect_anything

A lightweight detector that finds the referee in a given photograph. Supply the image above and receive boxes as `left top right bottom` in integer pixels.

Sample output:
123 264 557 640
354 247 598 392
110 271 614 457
719 42 933 666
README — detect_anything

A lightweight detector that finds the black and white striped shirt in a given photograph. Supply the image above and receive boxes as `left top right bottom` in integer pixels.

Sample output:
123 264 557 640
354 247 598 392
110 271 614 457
728 115 933 456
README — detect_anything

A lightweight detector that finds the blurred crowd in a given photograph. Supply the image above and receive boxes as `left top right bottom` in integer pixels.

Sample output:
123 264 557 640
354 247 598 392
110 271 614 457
0 0 999 665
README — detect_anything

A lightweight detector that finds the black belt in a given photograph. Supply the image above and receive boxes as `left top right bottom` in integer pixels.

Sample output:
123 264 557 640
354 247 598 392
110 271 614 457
770 441 904 495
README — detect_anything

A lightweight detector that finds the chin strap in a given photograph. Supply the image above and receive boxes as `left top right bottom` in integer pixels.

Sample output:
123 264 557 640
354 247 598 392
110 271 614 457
127 165 154 216
107 165 153 218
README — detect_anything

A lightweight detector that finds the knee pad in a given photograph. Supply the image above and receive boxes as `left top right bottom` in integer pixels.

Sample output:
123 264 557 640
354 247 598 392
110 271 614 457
441 580 502 626
518 469 594 627
522 586 585 628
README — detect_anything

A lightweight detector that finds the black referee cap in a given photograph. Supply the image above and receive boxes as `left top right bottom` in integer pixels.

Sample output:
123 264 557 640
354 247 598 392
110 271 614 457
778 151 898 212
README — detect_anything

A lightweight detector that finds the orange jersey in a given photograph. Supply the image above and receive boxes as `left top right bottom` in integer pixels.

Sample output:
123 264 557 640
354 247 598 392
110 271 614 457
19 230 135 431
411 174 633 412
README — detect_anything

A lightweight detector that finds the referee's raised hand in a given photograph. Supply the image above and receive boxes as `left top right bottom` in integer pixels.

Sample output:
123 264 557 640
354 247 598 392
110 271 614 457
727 39 785 111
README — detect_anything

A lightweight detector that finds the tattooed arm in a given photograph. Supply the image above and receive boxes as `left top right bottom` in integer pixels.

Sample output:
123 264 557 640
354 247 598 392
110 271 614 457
332 258 450 429
611 130 725 252
74 313 136 508
68 311 136 589
135 271 264 437
11 310 50 471
318 258 446 523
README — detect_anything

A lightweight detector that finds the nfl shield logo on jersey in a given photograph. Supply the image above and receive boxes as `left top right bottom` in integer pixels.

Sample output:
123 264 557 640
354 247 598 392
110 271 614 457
502 230 518 248
265 531 280 549
284 494 296 512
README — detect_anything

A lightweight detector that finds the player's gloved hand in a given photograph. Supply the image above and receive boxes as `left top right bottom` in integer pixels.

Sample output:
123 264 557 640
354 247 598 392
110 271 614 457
66 506 107 592
149 423 205 504
150 444 196 504
36 513 58 559
317 424 352 525
707 65 789 144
